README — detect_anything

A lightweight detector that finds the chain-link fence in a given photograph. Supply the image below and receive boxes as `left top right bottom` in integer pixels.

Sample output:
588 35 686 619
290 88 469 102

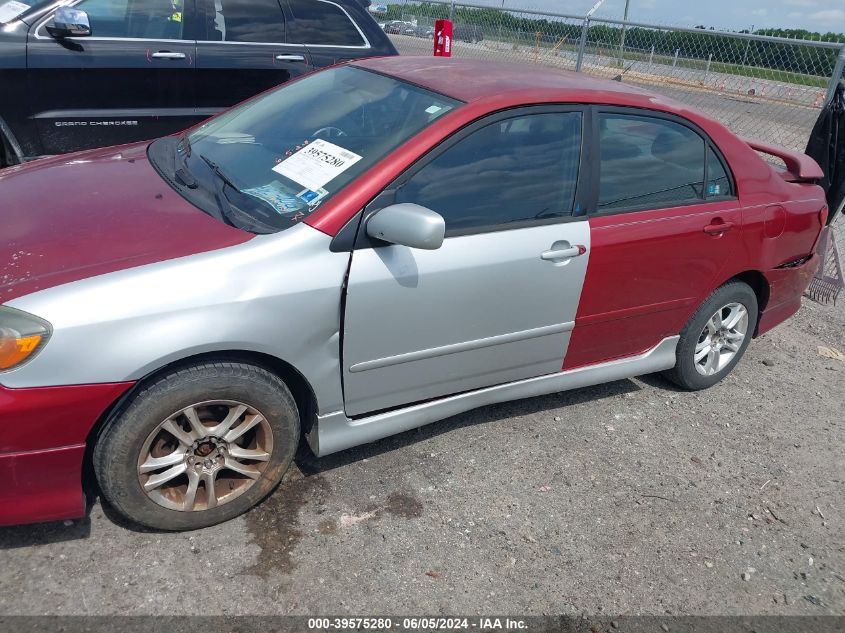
383 0 845 152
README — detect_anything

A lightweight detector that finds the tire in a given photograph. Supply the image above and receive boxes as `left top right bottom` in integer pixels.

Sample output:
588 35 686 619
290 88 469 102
663 280 758 390
94 362 300 531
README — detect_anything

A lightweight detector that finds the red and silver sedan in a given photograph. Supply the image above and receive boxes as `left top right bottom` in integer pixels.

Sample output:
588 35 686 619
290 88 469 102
0 57 826 530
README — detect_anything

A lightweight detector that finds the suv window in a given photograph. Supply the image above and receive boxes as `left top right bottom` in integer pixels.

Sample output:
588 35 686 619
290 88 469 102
205 0 285 43
597 113 706 212
396 111 583 232
286 0 364 46
73 0 185 39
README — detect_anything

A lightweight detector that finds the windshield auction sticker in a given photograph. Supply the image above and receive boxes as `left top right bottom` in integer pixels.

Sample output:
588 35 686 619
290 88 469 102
0 0 31 22
272 139 362 192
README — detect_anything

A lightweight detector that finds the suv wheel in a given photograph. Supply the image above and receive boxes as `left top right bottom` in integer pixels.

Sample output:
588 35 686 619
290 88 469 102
94 361 299 530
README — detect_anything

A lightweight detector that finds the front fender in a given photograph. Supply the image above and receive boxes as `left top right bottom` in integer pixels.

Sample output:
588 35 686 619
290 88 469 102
3 224 349 414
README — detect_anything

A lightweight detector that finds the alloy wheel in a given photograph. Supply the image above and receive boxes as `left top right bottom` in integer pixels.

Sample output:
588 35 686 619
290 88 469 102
693 302 749 376
137 400 273 512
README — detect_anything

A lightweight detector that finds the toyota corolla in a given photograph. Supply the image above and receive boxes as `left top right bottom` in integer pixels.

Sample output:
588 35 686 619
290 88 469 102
0 57 827 530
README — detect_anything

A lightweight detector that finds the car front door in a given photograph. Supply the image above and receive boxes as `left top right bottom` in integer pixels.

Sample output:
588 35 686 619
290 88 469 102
194 0 310 116
342 108 591 417
26 0 198 155
563 108 744 369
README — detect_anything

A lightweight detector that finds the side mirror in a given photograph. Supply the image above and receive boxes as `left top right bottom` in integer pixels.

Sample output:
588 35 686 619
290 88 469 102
46 7 91 38
366 203 445 250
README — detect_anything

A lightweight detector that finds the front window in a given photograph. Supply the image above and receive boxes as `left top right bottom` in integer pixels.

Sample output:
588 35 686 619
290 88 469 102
71 0 186 39
397 111 582 232
149 66 461 233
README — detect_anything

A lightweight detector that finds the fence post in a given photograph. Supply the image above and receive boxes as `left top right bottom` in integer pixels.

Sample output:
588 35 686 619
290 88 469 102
705 53 712 79
575 0 606 72
672 48 679 74
575 18 589 71
448 0 455 22
648 45 654 67
825 44 845 106
617 0 630 68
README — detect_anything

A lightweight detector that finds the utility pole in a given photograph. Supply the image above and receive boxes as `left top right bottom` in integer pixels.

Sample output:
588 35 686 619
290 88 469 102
617 0 630 68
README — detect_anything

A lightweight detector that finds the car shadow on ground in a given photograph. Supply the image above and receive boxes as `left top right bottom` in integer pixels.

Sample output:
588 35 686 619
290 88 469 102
0 374 667 544
0 516 92 549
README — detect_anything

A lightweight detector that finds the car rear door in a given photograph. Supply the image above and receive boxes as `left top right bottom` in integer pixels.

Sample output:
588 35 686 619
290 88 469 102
26 0 197 155
194 0 310 116
563 107 744 369
283 0 387 68
342 107 591 417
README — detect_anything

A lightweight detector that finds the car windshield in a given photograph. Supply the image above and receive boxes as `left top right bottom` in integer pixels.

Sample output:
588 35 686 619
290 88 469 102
148 66 461 234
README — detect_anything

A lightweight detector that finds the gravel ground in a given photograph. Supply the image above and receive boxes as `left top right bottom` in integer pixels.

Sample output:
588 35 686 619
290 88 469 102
1 296 843 616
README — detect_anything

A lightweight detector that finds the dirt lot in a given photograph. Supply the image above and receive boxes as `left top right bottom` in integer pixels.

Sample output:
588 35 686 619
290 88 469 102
0 289 843 615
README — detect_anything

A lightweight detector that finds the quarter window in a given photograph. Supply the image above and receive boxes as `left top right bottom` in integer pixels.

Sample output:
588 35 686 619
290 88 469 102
706 146 732 197
286 0 364 46
205 0 285 43
72 0 185 39
597 114 705 211
396 112 583 232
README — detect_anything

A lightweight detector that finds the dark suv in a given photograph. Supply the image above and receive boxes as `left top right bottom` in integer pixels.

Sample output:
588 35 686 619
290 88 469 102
0 0 397 165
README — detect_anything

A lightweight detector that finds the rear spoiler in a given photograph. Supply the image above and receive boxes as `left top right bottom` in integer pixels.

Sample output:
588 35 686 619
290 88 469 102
742 137 824 183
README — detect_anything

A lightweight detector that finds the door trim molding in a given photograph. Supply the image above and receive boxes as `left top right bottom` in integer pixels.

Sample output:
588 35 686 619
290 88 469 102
349 321 575 373
310 335 679 455
30 107 222 119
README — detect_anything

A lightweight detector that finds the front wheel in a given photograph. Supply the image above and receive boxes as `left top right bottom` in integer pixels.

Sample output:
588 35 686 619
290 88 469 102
664 280 758 390
94 362 299 530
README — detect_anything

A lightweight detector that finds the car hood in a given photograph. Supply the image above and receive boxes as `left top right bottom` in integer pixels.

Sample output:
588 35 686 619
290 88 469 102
1 142 252 303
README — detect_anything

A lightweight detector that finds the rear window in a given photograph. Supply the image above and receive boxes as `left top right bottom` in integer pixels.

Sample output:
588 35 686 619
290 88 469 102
286 0 365 46
206 0 286 43
598 113 705 212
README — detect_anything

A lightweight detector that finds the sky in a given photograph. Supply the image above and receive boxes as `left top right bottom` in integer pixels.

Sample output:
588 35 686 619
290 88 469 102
476 0 845 35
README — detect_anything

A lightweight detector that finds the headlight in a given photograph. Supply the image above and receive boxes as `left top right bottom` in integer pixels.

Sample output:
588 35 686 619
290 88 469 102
0 306 52 370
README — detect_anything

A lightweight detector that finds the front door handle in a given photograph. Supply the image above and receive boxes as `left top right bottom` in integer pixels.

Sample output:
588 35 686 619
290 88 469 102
541 244 587 261
275 54 306 62
152 51 186 59
703 220 734 235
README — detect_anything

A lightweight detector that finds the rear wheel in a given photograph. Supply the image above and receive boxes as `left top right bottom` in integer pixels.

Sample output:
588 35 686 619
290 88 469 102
664 281 758 390
94 362 299 530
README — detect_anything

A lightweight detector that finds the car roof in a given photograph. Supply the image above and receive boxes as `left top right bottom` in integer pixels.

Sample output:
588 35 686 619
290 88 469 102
352 56 682 110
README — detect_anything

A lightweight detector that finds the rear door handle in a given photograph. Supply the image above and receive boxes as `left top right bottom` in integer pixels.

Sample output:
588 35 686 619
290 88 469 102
152 51 186 59
275 54 305 62
541 245 587 261
703 220 734 235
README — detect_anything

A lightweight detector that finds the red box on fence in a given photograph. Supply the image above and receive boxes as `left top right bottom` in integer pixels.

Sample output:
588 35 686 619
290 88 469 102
433 19 452 57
